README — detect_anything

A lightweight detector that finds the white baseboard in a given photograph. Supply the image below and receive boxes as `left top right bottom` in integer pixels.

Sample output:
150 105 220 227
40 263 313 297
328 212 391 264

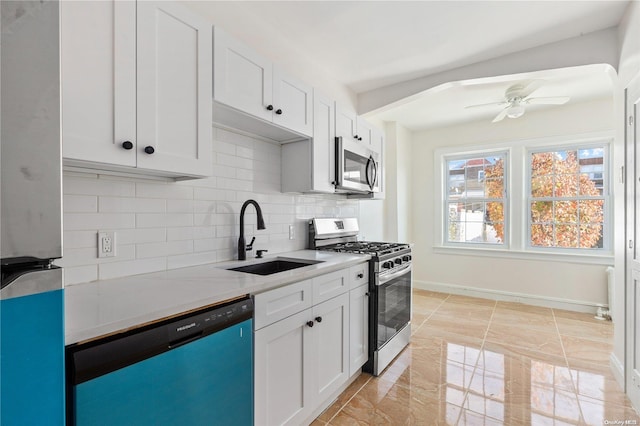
610 352 625 392
414 280 605 314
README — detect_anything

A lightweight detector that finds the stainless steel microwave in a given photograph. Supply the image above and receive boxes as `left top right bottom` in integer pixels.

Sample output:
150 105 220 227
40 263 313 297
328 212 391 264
335 136 380 194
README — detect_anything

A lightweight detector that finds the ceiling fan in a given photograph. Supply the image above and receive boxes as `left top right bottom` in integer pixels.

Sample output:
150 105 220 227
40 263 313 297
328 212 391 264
465 80 570 123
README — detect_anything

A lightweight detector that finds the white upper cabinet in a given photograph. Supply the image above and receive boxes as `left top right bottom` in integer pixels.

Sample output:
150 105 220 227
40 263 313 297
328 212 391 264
212 28 273 122
213 27 312 138
272 67 313 136
335 103 358 142
61 0 212 179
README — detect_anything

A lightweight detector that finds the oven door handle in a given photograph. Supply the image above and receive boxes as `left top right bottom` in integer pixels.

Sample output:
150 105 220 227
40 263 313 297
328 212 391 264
378 264 411 286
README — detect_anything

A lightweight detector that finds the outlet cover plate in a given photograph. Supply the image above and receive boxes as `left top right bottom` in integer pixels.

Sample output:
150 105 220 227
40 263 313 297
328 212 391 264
98 231 116 258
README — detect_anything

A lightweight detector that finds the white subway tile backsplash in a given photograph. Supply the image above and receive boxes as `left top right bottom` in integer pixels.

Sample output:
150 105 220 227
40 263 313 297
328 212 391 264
116 228 167 245
99 197 166 213
65 176 135 197
64 213 136 231
64 265 98 286
137 240 193 259
64 195 98 213
99 258 166 281
136 182 193 199
167 251 216 270
61 128 359 286
63 230 98 249
135 213 193 228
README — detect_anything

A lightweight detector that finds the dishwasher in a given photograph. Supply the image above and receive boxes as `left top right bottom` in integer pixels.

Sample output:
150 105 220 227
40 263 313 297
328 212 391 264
66 297 253 426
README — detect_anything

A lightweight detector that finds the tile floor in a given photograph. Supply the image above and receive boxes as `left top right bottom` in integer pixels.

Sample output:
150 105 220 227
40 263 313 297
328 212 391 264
312 289 640 425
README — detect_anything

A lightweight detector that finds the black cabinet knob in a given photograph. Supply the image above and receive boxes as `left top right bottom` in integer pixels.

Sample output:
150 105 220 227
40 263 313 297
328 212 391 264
354 134 359 139
365 292 369 296
358 137 363 141
266 105 274 111
306 321 314 327
275 109 283 115
121 141 133 150
315 316 322 323
357 273 364 279
144 146 155 154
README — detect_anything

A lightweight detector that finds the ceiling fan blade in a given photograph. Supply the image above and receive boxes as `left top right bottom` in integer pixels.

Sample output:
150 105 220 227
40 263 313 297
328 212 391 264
464 101 507 109
492 108 509 123
518 79 544 98
525 96 570 105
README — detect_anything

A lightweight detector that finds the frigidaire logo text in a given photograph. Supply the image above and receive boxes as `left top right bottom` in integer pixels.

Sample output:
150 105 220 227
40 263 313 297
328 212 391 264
176 322 196 332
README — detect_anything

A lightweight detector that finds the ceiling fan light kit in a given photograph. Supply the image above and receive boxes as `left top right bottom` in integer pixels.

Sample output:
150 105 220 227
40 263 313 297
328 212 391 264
506 103 525 119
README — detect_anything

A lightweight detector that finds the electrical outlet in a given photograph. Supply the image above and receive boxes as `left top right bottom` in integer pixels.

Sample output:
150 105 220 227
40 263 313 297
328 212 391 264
98 231 116 258
289 224 295 240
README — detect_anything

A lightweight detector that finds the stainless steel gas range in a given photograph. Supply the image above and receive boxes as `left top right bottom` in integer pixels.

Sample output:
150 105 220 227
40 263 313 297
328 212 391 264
309 218 412 376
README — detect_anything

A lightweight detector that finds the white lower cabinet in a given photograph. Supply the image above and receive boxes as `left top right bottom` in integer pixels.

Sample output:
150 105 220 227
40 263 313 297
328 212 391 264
349 284 369 375
254 263 367 426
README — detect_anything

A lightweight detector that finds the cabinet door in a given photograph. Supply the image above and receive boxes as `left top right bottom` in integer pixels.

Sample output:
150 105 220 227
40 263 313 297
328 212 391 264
272 67 313 136
312 293 350 404
61 1 136 167
136 1 212 177
213 27 273 122
311 91 336 193
335 103 358 141
254 309 313 426
349 284 369 375
356 116 374 147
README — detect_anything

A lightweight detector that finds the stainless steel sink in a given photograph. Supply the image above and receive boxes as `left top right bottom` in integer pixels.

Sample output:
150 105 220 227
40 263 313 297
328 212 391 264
227 259 322 276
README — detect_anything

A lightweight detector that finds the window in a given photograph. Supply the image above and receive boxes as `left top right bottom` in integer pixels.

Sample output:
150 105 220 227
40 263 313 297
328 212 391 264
435 135 612 260
445 153 507 245
528 146 607 250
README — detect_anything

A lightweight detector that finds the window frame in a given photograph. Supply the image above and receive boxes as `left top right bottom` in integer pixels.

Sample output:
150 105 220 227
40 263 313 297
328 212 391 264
525 142 610 253
443 150 509 248
433 132 614 263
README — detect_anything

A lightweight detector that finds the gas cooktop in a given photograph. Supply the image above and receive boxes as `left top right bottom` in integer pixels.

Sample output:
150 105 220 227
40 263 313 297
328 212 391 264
318 241 410 257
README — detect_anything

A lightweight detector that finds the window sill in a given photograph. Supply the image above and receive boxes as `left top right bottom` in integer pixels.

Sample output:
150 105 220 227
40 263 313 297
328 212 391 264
432 245 614 266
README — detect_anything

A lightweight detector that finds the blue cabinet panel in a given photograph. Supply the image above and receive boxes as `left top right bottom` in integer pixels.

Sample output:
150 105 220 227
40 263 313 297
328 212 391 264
1 289 65 426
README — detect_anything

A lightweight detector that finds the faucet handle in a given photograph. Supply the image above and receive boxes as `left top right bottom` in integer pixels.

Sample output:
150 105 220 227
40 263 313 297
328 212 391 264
246 236 256 251
256 250 268 259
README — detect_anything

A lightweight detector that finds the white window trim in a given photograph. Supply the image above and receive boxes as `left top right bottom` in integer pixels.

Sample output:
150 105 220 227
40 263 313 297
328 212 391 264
433 131 614 263
442 150 509 248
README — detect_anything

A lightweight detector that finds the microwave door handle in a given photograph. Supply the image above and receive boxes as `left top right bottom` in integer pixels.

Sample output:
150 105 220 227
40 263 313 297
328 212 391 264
366 155 377 191
371 157 378 189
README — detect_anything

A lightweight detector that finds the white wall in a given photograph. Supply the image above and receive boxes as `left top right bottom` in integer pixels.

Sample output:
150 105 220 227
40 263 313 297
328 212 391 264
410 98 615 308
381 122 413 243
56 127 360 285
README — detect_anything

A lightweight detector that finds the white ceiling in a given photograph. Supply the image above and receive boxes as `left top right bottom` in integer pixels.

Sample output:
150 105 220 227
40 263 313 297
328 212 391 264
186 0 628 130
188 0 629 94
373 64 617 130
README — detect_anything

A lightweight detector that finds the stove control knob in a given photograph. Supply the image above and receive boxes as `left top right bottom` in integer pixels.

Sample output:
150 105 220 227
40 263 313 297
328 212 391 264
383 261 393 269
402 255 412 262
394 258 402 265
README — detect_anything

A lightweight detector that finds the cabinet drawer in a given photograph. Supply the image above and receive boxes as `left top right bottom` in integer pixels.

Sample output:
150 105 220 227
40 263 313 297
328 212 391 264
349 263 369 290
254 279 313 330
312 269 349 305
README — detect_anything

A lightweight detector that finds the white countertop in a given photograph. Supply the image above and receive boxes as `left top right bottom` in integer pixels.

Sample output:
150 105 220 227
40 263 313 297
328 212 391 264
65 250 370 345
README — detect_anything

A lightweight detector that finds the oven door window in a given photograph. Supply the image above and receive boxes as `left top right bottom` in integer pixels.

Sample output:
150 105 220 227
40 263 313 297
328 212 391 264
377 268 411 348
